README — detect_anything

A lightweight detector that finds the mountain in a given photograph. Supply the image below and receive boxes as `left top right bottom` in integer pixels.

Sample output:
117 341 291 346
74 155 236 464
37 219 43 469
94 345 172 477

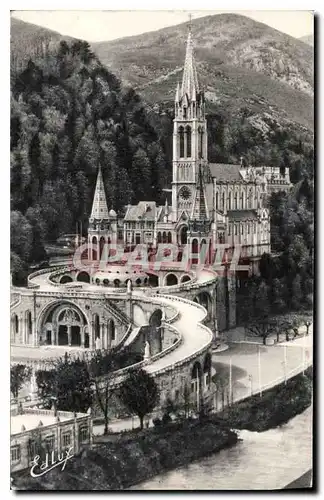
11 17 73 75
92 13 313 132
299 34 313 47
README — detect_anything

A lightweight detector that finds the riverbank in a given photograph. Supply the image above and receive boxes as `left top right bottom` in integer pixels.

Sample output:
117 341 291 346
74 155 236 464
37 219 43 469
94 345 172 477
215 367 312 432
12 368 312 491
12 421 238 490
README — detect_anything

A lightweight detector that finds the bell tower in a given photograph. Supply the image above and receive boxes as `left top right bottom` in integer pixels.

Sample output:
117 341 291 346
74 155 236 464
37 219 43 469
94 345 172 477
172 25 209 220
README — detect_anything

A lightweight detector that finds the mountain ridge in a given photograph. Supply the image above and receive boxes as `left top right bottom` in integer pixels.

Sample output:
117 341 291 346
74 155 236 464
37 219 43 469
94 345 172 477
92 13 313 98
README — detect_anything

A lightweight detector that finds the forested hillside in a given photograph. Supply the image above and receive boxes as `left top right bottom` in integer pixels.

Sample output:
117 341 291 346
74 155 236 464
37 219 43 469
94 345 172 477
10 40 170 281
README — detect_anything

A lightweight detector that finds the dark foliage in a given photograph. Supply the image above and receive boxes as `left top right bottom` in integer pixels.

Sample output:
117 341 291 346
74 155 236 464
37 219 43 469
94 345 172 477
36 353 93 412
11 40 170 283
10 364 31 398
119 368 159 430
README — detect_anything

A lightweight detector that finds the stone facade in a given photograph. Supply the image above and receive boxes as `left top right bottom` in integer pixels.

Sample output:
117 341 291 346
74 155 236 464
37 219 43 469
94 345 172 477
11 407 92 473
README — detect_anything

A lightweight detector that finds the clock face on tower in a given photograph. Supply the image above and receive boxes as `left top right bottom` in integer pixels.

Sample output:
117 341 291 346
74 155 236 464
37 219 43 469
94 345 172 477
179 186 191 201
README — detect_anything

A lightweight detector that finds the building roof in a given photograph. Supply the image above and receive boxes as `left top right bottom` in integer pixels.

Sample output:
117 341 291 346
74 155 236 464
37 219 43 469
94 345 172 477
124 201 157 221
209 163 243 183
90 167 110 220
228 209 258 221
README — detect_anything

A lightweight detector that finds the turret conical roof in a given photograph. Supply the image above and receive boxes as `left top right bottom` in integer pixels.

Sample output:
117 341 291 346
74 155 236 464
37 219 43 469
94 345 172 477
90 167 110 220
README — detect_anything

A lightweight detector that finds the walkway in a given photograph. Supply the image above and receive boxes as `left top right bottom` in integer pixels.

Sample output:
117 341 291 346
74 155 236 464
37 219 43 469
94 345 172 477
93 329 313 435
12 267 215 380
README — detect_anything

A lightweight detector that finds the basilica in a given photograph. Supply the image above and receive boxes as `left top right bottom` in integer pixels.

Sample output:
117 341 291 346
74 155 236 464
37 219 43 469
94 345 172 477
87 29 291 271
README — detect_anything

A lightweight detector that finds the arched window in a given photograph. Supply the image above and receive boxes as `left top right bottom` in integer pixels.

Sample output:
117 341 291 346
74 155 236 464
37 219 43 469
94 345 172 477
179 126 184 158
228 192 232 210
216 192 219 210
162 232 167 243
26 311 32 336
13 314 19 335
186 126 191 158
94 314 100 338
234 192 238 209
198 126 204 159
157 232 162 244
107 319 115 342
240 192 244 209
222 192 225 211
167 232 172 243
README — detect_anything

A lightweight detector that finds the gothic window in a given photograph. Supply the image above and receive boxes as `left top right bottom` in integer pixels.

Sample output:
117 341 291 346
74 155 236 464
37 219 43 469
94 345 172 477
222 192 225 211
234 192 238 209
248 223 250 235
157 232 162 243
235 225 238 235
241 224 244 235
179 126 184 158
228 225 231 236
186 126 192 158
183 107 187 119
228 192 232 210
240 192 244 208
167 232 172 243
198 127 204 159
216 192 219 210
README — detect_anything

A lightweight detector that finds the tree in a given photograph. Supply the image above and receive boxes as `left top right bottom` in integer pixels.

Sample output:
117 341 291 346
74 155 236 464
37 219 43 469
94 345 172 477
245 315 277 345
118 368 159 430
87 350 118 435
11 364 31 399
36 354 93 412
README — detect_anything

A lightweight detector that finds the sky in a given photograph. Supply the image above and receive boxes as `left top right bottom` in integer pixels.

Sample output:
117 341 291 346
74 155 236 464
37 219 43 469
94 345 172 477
11 10 314 42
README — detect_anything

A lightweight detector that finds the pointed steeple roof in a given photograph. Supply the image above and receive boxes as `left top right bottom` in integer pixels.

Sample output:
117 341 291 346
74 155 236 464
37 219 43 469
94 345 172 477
175 81 180 102
181 29 199 101
90 167 110 220
191 165 209 220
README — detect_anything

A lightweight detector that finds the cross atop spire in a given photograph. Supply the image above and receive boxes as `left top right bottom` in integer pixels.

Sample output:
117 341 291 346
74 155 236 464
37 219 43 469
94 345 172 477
90 166 110 220
181 24 199 101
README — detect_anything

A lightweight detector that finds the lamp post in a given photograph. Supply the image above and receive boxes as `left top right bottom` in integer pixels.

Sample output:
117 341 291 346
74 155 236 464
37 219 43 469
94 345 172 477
248 374 253 396
305 320 311 336
258 346 262 396
283 344 287 385
50 396 58 416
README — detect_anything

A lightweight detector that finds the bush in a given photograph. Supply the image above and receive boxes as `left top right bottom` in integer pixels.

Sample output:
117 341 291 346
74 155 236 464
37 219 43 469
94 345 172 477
153 417 162 427
162 413 172 425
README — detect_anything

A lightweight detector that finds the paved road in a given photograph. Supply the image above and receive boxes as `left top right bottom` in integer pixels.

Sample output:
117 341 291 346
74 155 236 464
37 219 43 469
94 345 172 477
213 330 313 406
93 330 313 435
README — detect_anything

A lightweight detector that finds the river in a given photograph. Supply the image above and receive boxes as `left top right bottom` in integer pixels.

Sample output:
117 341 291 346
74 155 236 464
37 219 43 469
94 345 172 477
130 406 312 490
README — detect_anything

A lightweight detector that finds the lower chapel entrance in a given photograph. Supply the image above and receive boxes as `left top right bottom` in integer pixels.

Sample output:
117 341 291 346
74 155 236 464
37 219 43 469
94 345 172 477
41 304 89 348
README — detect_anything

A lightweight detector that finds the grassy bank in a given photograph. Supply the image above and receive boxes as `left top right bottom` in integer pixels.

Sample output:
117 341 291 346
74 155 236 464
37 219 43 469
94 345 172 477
13 421 238 491
215 368 313 432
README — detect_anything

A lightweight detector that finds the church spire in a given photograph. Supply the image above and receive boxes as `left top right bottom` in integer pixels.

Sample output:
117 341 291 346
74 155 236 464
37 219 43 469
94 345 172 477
181 27 199 101
191 164 209 220
90 167 110 220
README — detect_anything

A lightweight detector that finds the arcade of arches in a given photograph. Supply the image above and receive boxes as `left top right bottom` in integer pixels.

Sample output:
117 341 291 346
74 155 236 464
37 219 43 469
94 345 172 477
190 353 212 408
